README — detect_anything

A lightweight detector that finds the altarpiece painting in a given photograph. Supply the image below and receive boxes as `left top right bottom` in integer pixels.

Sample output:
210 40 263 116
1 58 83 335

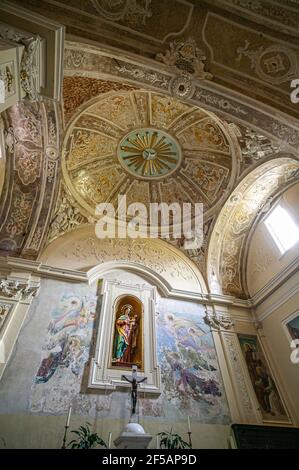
88 278 161 394
238 334 289 423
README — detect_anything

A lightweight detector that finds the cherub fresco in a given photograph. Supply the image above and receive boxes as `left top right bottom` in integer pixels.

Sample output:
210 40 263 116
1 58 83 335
35 293 96 383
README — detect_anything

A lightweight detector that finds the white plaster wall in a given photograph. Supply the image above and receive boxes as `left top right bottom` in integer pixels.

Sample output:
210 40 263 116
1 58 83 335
0 270 231 448
247 182 299 297
254 270 299 425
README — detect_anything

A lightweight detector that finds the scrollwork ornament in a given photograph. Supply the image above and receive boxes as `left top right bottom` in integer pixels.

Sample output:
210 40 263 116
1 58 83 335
0 22 40 100
0 279 39 300
157 37 213 80
204 311 234 330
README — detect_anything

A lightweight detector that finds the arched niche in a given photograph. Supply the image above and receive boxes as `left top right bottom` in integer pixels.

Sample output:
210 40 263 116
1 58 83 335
88 275 161 394
111 294 143 371
207 157 299 298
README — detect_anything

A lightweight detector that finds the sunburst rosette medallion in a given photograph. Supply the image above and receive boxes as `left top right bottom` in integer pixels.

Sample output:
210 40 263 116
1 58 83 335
118 128 182 179
62 90 237 219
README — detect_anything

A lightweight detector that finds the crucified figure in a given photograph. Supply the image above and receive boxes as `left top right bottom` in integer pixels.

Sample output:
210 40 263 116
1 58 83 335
122 365 147 415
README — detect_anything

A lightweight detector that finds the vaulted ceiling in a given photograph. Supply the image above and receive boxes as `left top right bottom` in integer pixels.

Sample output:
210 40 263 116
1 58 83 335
10 0 299 119
62 90 238 219
0 0 299 300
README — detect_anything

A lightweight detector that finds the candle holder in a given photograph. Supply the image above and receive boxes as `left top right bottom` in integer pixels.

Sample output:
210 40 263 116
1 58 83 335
187 431 192 449
61 425 69 449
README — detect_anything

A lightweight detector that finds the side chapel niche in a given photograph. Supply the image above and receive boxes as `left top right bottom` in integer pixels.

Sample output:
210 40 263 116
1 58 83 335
88 278 161 394
111 295 143 371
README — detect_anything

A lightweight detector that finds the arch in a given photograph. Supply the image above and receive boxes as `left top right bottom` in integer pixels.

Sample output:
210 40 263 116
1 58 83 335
40 224 208 296
245 181 299 298
207 156 299 298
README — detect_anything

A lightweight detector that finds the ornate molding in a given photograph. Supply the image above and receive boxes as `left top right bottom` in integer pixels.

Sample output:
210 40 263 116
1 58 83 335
89 278 161 394
48 187 88 243
0 22 41 101
240 129 281 161
64 42 299 152
92 0 153 27
0 279 39 300
236 40 298 85
222 332 257 422
0 98 62 259
204 311 234 330
207 158 299 298
156 37 213 80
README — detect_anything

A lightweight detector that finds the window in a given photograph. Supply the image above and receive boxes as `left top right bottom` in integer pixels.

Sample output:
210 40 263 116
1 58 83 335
265 204 299 255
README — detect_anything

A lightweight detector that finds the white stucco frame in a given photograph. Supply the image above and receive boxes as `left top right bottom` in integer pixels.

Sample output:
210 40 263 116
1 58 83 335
88 278 161 394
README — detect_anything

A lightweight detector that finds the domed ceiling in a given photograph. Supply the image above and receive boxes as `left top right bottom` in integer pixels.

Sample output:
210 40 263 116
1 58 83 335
62 91 239 221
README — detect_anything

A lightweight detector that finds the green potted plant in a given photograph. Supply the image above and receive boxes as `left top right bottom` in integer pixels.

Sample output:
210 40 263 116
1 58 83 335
157 429 191 449
67 423 107 449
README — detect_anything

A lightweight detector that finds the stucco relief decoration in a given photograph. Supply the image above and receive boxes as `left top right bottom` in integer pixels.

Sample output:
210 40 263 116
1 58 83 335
0 302 13 332
62 90 236 224
156 38 212 80
204 311 234 330
230 0 299 29
0 62 15 97
156 38 212 100
15 145 42 185
45 235 202 292
207 158 299 298
5 186 35 237
222 333 254 422
0 97 60 257
64 49 88 69
92 0 152 26
62 43 299 153
0 22 41 100
240 129 281 162
0 279 39 300
114 62 169 89
195 89 247 116
48 189 88 243
236 40 298 85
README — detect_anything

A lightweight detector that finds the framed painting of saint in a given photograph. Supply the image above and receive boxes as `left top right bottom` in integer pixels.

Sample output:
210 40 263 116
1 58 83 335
111 295 143 370
238 334 289 423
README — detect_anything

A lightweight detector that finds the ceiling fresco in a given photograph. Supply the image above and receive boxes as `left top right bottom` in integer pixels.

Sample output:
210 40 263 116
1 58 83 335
10 0 299 119
62 90 238 220
207 157 299 298
0 99 61 258
1 2 299 301
47 76 298 298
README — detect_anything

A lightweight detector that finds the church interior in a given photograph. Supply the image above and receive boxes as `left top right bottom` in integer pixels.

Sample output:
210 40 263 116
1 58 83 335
0 0 299 449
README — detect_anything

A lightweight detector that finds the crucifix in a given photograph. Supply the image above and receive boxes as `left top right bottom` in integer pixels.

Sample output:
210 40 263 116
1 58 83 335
122 365 147 415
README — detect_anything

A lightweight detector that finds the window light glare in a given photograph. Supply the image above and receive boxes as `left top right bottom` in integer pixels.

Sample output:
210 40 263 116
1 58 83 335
265 205 299 255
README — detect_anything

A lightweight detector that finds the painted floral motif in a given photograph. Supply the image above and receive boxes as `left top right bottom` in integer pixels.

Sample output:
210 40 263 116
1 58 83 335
15 145 42 185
